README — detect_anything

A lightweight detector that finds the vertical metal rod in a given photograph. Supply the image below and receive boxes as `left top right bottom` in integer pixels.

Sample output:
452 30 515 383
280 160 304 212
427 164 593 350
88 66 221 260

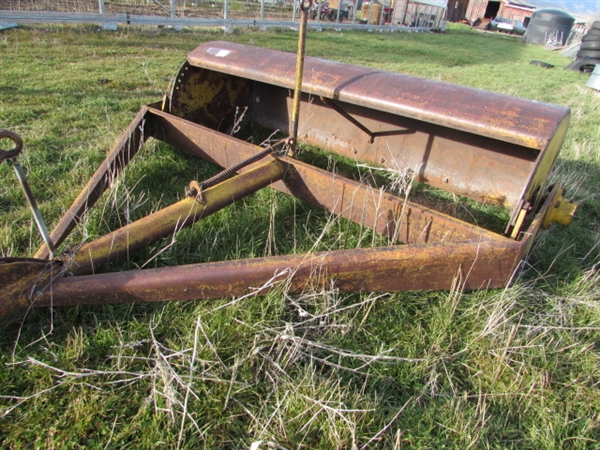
11 162 58 258
170 0 176 17
98 0 105 14
290 0 312 156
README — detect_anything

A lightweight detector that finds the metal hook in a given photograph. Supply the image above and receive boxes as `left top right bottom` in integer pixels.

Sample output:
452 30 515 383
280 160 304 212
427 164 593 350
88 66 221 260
0 130 24 164
300 0 313 12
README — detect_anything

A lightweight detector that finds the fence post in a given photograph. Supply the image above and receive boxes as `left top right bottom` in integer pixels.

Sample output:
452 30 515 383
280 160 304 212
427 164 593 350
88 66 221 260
170 0 176 17
98 0 105 14
224 0 229 19
260 0 265 21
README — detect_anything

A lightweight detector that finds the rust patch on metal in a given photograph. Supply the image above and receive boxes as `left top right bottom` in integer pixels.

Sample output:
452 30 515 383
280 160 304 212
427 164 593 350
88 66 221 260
0 258 63 319
0 41 576 319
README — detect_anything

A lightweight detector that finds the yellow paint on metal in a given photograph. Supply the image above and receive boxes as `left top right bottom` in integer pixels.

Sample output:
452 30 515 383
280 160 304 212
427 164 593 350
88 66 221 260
0 259 62 319
510 207 529 239
68 159 286 275
169 65 251 129
521 115 571 204
542 188 577 229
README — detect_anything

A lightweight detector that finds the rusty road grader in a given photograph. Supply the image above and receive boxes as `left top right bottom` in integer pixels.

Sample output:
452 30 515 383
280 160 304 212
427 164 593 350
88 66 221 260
0 5 577 319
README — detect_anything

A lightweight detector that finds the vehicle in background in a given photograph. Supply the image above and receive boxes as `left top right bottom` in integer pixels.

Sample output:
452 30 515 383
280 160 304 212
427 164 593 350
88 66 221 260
487 17 526 35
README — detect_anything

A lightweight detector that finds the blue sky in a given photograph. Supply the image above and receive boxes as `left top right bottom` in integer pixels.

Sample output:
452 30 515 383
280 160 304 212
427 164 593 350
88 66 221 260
526 0 600 16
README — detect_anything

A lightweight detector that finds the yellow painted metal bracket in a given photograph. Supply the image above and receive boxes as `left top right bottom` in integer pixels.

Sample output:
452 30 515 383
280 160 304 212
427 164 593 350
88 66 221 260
542 187 577 229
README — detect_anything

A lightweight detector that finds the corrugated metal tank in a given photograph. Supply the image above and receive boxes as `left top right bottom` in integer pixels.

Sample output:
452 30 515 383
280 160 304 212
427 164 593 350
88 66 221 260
523 9 574 46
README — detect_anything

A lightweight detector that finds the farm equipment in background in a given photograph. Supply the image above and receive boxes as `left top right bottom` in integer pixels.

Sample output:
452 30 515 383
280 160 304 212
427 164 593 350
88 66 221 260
309 0 351 22
360 0 390 24
0 3 577 319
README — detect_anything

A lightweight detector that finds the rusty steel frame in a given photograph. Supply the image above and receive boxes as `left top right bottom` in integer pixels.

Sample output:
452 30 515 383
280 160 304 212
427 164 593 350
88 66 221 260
178 42 571 213
1 106 564 315
1 41 577 318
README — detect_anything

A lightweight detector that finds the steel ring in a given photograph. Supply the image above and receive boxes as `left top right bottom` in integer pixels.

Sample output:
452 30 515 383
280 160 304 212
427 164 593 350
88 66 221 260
0 130 24 163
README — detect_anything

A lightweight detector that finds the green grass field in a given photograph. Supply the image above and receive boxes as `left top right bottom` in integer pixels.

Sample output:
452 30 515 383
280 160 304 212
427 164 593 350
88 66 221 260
1 23 600 449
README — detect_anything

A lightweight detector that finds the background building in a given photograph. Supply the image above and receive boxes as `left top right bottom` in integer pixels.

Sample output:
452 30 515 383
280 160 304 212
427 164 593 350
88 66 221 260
447 0 537 25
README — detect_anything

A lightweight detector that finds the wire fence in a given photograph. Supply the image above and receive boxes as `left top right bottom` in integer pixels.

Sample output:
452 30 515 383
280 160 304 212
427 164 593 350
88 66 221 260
0 0 296 21
0 0 447 30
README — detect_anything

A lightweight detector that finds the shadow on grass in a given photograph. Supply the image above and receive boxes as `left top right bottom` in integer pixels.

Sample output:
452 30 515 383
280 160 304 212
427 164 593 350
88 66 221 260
526 157 600 282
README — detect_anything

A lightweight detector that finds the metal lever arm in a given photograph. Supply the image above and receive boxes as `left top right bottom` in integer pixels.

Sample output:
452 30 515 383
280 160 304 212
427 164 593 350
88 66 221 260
289 0 313 156
1 130 58 258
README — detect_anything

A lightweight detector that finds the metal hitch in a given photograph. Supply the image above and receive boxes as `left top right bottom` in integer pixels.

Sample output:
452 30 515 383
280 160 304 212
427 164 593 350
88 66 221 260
0 36 577 318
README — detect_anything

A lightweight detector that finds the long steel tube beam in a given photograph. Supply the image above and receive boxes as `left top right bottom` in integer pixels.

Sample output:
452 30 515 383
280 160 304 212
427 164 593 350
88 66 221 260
36 239 522 308
34 189 552 311
68 158 286 275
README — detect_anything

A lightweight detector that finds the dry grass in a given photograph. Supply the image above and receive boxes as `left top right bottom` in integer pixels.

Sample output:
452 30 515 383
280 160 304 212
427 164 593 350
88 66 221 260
1 23 600 448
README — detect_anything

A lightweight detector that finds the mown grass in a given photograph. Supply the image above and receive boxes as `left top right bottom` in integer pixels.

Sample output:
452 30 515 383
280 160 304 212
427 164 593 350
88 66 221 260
1 23 599 449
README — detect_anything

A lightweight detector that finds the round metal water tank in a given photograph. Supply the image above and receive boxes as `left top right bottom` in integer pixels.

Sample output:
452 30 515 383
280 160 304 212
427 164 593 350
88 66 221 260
523 9 574 46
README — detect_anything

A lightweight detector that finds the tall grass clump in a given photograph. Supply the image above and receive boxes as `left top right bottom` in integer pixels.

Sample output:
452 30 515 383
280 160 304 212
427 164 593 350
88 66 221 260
1 23 599 448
